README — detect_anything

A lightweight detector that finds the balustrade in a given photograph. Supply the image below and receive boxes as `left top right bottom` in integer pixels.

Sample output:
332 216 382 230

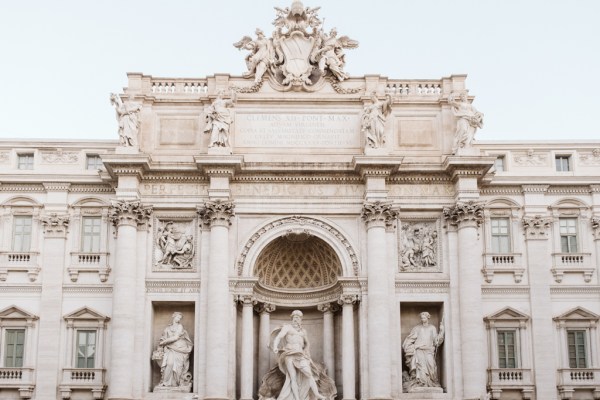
551 253 593 283
385 80 442 97
68 252 110 282
558 368 600 385
150 79 208 95
482 253 524 283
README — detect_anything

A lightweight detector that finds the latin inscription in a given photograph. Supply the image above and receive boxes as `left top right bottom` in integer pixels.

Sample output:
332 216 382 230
231 183 364 197
141 184 208 196
389 184 454 197
235 113 360 148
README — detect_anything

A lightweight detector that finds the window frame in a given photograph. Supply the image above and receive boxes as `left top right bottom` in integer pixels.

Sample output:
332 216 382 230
484 307 530 371
494 156 505 172
567 329 587 368
559 217 578 253
3 328 25 368
490 217 511 254
63 307 109 371
17 153 34 170
80 216 102 253
554 307 599 371
85 155 103 171
497 329 518 369
75 329 97 369
0 306 38 369
12 215 33 252
555 155 571 172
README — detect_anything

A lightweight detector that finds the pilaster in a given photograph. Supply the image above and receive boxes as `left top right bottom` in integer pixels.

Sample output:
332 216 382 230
255 302 276 386
318 302 337 379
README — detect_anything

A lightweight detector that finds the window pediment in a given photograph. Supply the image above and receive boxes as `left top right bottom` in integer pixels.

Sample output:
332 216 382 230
63 306 110 322
0 305 38 321
553 306 599 322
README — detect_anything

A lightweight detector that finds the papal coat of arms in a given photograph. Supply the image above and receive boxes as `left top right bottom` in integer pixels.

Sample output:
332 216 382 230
233 1 358 90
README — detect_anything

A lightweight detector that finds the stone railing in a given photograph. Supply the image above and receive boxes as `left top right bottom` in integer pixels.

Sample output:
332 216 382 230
488 368 533 385
385 80 443 97
68 252 110 283
482 253 524 283
150 78 208 96
61 368 105 386
558 368 600 386
0 367 35 394
551 253 594 283
0 252 40 282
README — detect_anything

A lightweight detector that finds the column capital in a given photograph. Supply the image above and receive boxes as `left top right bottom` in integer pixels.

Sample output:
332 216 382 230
338 294 360 305
361 201 397 229
40 213 70 238
109 200 152 228
592 217 600 240
236 294 256 307
522 215 552 240
254 302 276 314
317 302 339 313
198 200 235 228
442 200 484 228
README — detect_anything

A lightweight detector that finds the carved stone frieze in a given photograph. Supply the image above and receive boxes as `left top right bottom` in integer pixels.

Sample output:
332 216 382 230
109 200 153 228
399 221 439 272
41 150 79 164
145 280 201 294
40 213 70 237
197 200 235 227
442 201 484 228
361 201 398 228
154 220 196 270
578 149 600 166
522 215 552 239
0 152 9 163
513 149 548 166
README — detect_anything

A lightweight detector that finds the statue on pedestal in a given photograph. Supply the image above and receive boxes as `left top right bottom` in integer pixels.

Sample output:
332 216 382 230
258 310 336 400
152 312 193 392
402 312 444 392
361 92 393 149
203 90 236 149
449 91 484 154
110 93 142 147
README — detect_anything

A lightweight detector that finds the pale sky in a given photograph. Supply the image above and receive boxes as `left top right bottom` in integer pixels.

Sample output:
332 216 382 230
1 0 599 142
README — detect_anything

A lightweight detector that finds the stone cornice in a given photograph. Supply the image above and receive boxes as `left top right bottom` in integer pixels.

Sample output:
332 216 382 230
101 154 151 179
352 156 403 179
442 155 495 181
109 200 153 228
521 184 549 193
0 183 45 192
40 213 70 238
42 182 71 192
197 200 235 227
69 184 115 193
194 155 244 177
361 201 398 228
522 215 552 239
442 201 484 227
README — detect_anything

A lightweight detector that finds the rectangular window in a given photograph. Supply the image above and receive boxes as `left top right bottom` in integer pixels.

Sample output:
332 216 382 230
76 330 96 368
17 154 34 170
81 217 102 253
497 330 517 368
494 156 505 172
560 218 578 253
556 156 571 172
12 216 32 252
568 330 587 368
491 218 511 253
86 155 103 170
4 329 25 368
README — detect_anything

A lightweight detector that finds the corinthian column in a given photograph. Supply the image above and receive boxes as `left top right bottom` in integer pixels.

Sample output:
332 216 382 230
522 215 556 398
361 201 397 399
198 200 235 400
338 294 359 400
255 302 275 385
107 200 152 400
443 201 486 398
318 303 337 379
238 295 255 400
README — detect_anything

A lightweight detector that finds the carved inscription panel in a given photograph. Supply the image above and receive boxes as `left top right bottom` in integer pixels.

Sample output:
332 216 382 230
231 183 364 198
235 112 361 148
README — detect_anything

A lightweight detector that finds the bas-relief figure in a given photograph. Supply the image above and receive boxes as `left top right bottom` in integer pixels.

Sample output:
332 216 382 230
258 310 336 400
109 93 142 147
156 221 195 269
449 91 484 154
203 90 236 148
402 312 445 393
234 1 357 89
152 312 193 392
361 92 393 149
514 148 547 166
400 222 439 272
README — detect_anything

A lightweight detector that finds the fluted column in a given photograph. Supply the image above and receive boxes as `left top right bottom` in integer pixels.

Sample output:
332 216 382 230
107 200 152 400
522 214 557 398
318 303 336 378
443 201 486 399
238 295 256 400
199 200 235 400
36 212 69 400
339 294 359 400
361 201 396 399
255 302 276 385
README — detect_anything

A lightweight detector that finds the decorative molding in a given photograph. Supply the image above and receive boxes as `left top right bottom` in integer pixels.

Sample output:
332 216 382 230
578 149 600 166
442 201 484 227
62 285 113 294
143 174 208 182
145 280 201 293
361 201 397 228
233 175 362 183
0 285 42 293
394 280 449 293
480 187 523 196
513 150 548 166
338 294 360 305
69 184 115 193
40 213 70 237
109 200 153 228
550 286 600 295
317 302 339 313
481 286 530 296
0 183 45 192
43 182 71 192
197 200 235 228
522 215 552 239
40 150 79 164
547 186 592 195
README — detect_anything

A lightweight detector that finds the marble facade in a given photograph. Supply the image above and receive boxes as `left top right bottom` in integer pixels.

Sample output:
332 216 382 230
1 3 600 400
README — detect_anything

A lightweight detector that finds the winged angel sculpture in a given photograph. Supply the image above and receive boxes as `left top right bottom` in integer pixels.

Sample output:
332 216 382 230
234 1 358 89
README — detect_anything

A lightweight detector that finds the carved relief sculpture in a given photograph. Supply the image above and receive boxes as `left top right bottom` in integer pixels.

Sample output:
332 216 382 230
151 312 193 392
361 92 393 149
155 221 195 270
203 90 236 148
234 1 358 90
400 222 439 272
514 149 548 166
579 148 600 166
402 312 444 392
109 93 142 147
259 310 336 400
449 91 484 154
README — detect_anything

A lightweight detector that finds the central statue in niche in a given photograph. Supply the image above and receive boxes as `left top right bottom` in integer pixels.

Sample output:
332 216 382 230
258 310 336 400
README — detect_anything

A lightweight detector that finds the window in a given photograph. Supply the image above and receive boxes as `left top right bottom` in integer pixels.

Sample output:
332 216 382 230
497 330 517 368
76 330 96 368
559 218 578 253
567 330 587 368
556 155 571 172
81 217 101 253
491 218 510 253
494 156 505 172
12 215 32 252
17 154 34 170
4 329 25 367
86 155 103 170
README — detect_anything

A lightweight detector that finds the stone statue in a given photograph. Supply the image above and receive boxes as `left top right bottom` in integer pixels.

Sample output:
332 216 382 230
152 312 193 392
448 92 484 154
233 29 275 83
258 310 336 400
402 312 444 392
361 92 393 149
110 93 142 147
156 222 195 269
203 90 236 148
311 28 358 82
172 235 194 268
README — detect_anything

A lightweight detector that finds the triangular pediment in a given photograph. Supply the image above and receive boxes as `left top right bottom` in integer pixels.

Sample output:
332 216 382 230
554 306 599 322
484 306 529 322
0 305 38 320
63 306 110 322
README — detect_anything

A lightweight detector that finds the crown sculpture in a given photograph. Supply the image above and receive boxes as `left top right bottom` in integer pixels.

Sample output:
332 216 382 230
234 0 358 91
